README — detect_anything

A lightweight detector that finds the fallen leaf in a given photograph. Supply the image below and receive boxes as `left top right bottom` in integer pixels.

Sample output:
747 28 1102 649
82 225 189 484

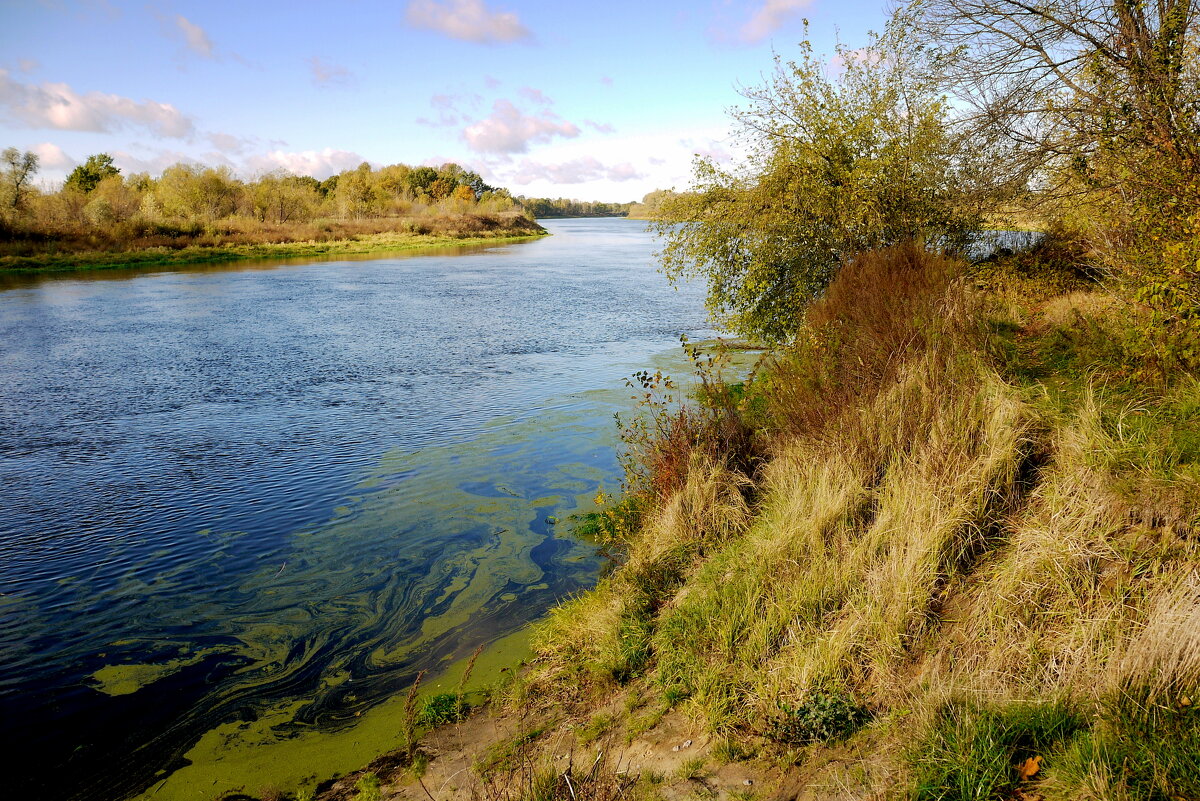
1017 755 1043 781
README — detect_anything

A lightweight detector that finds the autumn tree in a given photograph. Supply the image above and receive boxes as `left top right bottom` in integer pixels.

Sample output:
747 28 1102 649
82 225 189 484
83 175 141 225
334 163 385 218
249 171 319 224
155 164 243 221
64 153 120 194
2 147 39 213
428 176 454 201
452 184 477 203
654 25 978 341
915 0 1200 373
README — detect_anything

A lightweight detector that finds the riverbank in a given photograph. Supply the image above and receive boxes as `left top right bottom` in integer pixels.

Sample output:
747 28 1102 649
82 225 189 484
0 213 547 274
293 239 1199 801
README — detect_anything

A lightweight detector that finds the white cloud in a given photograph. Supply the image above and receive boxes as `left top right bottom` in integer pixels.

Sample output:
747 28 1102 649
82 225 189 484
0 69 195 138
462 99 579 153
482 122 738 201
585 120 615 134
417 92 480 127
207 132 254 153
510 156 644 185
681 136 735 164
738 0 811 44
174 15 214 58
309 56 353 87
17 58 39 74
518 86 551 105
31 142 74 171
110 149 196 176
405 0 532 44
245 147 366 179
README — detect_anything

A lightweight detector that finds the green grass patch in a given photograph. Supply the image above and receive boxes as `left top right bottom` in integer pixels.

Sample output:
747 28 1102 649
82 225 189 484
352 772 381 801
417 692 470 727
574 711 615 744
909 698 1083 801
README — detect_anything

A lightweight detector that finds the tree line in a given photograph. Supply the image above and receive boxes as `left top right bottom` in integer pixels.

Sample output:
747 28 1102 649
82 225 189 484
515 196 634 218
0 151 521 240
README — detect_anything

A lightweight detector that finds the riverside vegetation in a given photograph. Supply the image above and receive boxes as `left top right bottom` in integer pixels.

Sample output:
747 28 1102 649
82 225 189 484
46 0 1200 796
0 155 546 272
290 239 1200 801
286 2 1200 799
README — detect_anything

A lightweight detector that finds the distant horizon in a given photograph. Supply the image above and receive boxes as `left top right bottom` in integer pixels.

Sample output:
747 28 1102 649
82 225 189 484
1 0 887 203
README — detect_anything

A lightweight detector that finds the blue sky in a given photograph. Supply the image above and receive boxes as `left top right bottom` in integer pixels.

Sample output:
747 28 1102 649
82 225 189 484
1 0 890 201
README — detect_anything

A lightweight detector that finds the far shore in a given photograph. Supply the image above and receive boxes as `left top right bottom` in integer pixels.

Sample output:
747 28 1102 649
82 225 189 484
0 228 549 275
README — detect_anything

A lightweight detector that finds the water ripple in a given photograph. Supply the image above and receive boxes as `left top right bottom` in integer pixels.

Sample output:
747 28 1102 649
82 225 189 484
0 219 712 800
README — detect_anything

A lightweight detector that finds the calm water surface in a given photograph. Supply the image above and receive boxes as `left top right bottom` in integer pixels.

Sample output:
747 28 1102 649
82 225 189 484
0 219 710 800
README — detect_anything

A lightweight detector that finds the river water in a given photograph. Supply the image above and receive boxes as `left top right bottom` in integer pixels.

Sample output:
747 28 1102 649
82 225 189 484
0 219 711 800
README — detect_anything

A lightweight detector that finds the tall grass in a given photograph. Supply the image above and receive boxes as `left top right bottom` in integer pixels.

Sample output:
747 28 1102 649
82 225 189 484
521 241 1200 799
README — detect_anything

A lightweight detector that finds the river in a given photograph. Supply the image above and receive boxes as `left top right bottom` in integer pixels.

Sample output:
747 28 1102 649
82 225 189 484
0 218 711 800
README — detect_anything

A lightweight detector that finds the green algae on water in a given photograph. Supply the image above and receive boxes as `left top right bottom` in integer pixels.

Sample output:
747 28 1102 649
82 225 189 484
134 627 533 801
90 653 210 697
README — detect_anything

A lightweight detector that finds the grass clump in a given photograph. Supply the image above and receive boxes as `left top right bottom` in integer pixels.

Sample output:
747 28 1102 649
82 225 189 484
1045 578 1200 800
574 711 614 744
417 692 469 727
474 726 549 775
471 748 660 801
351 772 381 801
674 755 709 781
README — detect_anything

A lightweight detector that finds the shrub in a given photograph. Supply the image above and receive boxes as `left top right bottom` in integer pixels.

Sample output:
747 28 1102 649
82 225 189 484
766 691 871 745
765 243 974 444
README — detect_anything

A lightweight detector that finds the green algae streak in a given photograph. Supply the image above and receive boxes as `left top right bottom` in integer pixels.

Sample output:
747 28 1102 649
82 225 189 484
133 628 533 801
124 392 634 801
91 653 212 697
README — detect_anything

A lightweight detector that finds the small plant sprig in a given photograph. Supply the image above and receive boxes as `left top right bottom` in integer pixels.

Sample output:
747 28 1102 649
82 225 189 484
617 335 761 501
767 691 871 745
399 669 427 761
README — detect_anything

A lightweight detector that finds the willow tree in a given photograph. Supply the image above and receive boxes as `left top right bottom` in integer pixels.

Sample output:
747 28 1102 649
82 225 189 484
653 26 979 342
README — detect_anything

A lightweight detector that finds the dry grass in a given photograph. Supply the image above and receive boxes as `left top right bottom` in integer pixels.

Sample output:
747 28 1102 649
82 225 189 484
526 455 751 698
470 745 660 801
519 242 1200 799
764 242 973 445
